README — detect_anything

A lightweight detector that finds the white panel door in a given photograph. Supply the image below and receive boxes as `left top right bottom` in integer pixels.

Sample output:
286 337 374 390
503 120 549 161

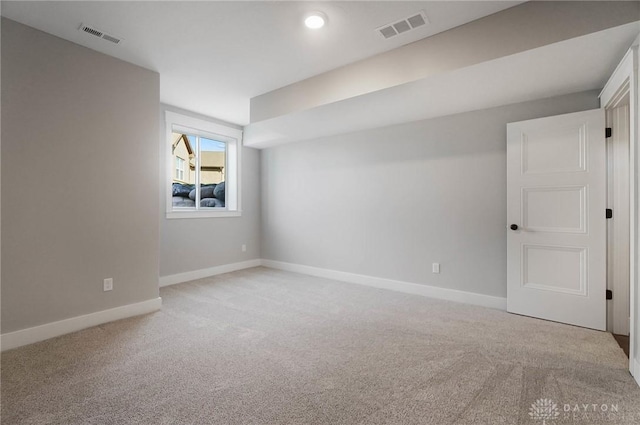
507 109 606 330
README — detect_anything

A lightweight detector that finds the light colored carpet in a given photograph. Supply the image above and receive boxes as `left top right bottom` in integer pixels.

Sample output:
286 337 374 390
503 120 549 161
2 266 640 424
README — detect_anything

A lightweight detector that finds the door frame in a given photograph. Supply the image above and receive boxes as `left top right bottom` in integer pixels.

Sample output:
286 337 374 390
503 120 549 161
600 37 638 382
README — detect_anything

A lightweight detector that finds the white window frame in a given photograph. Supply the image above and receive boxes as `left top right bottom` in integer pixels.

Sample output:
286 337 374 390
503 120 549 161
165 110 242 219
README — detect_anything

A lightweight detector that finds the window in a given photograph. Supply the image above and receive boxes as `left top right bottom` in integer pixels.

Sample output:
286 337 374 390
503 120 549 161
165 110 241 218
175 156 185 181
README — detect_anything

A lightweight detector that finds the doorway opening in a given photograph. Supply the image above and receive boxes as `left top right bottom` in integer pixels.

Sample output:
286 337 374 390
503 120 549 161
606 87 631 357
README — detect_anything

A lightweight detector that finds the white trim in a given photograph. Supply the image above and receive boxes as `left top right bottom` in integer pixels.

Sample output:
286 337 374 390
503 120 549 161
261 259 507 310
601 48 634 108
0 297 162 352
600 40 639 382
166 210 242 219
159 259 262 287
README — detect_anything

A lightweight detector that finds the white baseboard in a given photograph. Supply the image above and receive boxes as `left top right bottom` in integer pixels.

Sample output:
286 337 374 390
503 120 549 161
634 358 640 387
261 259 507 310
1 297 162 352
159 259 262 287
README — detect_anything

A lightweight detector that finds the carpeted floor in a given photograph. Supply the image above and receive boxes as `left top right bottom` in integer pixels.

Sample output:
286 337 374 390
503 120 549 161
2 267 640 424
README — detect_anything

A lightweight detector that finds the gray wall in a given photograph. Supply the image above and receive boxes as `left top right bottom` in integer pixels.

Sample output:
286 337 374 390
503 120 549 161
261 91 600 298
1 19 160 333
159 105 261 278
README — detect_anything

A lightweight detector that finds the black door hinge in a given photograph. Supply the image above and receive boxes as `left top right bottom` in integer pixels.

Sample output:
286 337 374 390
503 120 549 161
606 289 613 300
606 208 613 219
606 128 612 138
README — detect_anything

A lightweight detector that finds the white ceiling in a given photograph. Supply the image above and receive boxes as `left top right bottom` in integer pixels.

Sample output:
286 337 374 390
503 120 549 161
1 1 523 125
244 22 640 148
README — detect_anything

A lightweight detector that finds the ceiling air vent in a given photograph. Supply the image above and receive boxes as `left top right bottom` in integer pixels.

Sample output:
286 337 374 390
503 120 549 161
376 11 429 39
78 24 123 45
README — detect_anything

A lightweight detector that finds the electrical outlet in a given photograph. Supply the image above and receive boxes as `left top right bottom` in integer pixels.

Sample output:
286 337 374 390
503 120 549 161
241 244 247 252
103 278 113 292
432 263 440 274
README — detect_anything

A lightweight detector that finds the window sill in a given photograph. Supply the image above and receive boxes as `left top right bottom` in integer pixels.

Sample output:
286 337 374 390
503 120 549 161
166 210 242 219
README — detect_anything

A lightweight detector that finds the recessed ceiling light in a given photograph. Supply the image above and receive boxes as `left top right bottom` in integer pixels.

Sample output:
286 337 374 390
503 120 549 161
305 12 327 29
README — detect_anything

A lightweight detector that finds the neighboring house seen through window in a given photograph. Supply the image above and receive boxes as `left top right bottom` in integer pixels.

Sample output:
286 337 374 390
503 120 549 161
165 110 241 218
